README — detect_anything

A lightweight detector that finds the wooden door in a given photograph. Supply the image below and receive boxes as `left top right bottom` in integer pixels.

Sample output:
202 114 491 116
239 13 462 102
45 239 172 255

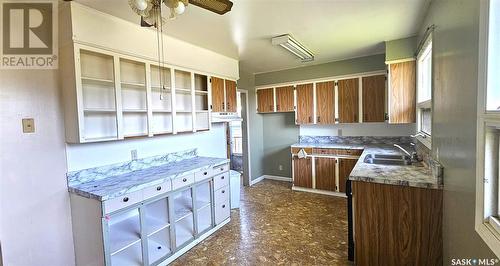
276 86 294 112
315 157 336 191
211 77 225 112
316 81 335 124
338 158 358 193
353 181 443 266
338 78 359 123
257 88 274 113
389 61 416 123
362 75 386 122
296 83 314 124
293 157 312 188
225 79 237 112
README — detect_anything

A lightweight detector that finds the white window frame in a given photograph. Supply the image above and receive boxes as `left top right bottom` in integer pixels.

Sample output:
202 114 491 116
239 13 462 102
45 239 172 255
476 0 500 258
416 34 433 149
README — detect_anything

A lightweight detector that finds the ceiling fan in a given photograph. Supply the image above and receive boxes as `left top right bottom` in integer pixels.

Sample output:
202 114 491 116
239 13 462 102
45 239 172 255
129 0 233 27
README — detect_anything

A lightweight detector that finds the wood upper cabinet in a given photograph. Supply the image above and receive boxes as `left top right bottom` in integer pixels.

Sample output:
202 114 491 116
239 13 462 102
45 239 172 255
296 83 314 124
338 78 359 123
389 61 416 123
338 158 357 193
315 157 336 191
293 157 312 188
225 79 237 112
316 81 335 124
211 77 225 112
211 78 237 113
353 181 443 265
257 88 274 113
362 75 386 122
276 86 294 112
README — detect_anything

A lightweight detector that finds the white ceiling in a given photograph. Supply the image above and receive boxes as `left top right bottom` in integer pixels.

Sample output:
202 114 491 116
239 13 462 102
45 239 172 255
74 0 430 74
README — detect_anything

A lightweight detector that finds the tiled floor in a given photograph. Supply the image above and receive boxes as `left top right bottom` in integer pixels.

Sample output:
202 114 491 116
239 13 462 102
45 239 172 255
171 180 350 265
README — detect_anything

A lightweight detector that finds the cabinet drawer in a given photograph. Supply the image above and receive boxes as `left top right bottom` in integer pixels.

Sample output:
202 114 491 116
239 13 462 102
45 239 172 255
214 185 230 203
143 180 171 200
336 149 363 156
291 147 313 154
172 174 194 190
214 186 230 224
195 168 213 182
313 148 337 155
103 190 142 214
213 163 229 175
213 172 229 191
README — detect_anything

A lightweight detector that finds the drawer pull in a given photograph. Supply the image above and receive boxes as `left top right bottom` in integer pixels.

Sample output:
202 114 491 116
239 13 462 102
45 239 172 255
222 190 225 193
204 172 208 175
220 167 224 171
122 197 129 203
221 176 225 180
182 178 187 182
222 204 226 208
156 186 162 191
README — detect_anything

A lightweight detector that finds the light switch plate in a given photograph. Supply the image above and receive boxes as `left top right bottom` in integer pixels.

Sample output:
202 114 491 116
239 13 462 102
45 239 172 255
131 149 138 161
22 118 35 133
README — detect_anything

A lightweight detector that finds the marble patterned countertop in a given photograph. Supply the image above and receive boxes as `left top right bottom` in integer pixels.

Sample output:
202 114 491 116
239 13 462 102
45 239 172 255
68 152 229 201
291 141 442 190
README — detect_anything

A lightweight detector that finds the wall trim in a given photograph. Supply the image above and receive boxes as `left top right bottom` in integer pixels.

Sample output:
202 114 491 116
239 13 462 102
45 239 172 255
292 186 347 198
263 175 292 182
250 175 265 186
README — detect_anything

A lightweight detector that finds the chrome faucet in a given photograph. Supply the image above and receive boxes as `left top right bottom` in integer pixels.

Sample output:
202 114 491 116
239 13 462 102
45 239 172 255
394 144 420 162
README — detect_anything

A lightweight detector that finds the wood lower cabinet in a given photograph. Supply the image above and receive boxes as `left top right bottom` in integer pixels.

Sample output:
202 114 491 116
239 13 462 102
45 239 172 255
316 81 335 124
353 181 442 266
315 157 336 191
389 61 416 123
338 158 357 193
276 86 294 112
362 75 386 122
211 77 225 112
338 78 359 123
293 157 312 188
257 88 274 113
225 80 237 112
296 83 314 124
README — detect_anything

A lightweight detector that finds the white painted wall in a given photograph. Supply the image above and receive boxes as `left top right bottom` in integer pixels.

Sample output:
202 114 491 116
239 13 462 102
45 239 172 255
66 123 227 171
299 123 416 136
0 70 75 266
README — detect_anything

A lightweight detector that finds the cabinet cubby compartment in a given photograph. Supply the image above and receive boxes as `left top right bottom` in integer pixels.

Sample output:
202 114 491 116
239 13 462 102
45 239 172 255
176 90 193 112
148 227 171 264
83 112 117 141
173 189 195 247
175 113 193 132
144 198 170 236
152 113 173 134
111 241 143 266
121 59 147 111
195 182 213 233
194 74 208 92
123 113 148 137
108 209 142 257
151 65 172 89
175 70 192 91
195 93 209 111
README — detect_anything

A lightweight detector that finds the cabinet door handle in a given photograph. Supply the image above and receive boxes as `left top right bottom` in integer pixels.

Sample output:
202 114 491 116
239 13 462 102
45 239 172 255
222 190 225 193
182 178 187 182
204 172 208 176
156 186 162 191
221 176 225 180
220 167 224 171
277 104 280 111
317 116 321 123
222 204 226 208
122 197 129 202
308 116 312 123
354 114 358 121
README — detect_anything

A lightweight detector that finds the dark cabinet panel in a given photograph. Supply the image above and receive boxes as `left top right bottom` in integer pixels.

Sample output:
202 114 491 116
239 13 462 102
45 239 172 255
257 88 274 113
296 83 314 124
276 86 294 112
293 157 312 188
362 75 386 122
316 81 335 124
338 78 359 123
315 157 336 191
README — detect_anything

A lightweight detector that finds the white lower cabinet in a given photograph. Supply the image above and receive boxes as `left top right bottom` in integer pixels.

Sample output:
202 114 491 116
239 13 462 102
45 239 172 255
70 164 230 266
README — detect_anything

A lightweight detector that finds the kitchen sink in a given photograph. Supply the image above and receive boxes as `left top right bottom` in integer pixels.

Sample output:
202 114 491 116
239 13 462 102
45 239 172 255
363 153 412 166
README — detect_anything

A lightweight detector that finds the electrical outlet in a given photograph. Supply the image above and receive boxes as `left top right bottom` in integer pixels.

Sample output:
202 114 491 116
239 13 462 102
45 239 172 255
279 165 283 171
131 150 138 161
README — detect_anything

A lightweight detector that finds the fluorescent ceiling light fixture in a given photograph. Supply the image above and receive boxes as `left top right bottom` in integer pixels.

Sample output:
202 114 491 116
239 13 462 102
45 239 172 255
272 34 314 62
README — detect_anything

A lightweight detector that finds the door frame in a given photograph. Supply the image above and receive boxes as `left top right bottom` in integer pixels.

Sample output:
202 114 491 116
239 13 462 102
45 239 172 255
237 89 252 187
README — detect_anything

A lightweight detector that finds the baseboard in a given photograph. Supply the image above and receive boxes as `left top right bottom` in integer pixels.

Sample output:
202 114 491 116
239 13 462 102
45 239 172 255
263 175 292 182
292 186 347 198
250 175 265 186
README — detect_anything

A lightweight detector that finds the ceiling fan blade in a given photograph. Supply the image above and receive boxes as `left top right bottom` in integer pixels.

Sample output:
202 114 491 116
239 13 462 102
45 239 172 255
189 0 233 15
140 16 154 27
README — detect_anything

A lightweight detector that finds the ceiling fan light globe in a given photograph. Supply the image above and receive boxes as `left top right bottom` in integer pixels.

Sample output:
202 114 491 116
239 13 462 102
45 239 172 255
174 2 185 14
135 0 148 11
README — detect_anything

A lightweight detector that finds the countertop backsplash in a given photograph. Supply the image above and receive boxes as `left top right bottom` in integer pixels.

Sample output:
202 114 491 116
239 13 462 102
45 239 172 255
298 135 413 145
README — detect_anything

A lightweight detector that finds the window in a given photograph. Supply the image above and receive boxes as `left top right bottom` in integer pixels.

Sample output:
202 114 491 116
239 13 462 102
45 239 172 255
416 36 433 148
476 0 500 257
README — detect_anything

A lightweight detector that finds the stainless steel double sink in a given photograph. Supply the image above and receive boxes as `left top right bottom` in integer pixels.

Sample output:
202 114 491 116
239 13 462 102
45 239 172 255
363 153 413 166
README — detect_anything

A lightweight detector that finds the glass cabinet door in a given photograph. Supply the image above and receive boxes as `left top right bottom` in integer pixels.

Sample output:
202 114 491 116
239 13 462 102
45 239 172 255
195 181 213 234
107 208 143 266
143 198 172 265
173 187 195 248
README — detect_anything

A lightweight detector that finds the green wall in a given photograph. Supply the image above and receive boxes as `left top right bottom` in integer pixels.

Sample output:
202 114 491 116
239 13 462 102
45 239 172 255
255 54 386 86
262 113 299 177
418 0 495 260
385 36 417 62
